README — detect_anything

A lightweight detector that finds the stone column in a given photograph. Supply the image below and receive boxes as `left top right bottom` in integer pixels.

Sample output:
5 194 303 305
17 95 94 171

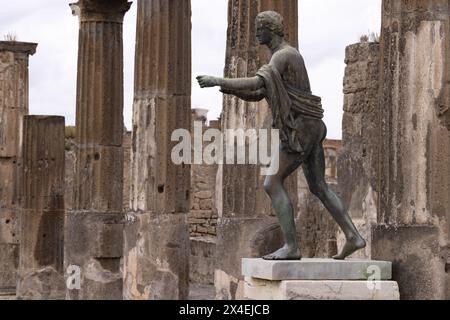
123 0 191 300
65 0 131 300
123 130 132 214
374 0 450 299
17 116 65 300
0 41 37 294
216 0 298 300
337 42 380 259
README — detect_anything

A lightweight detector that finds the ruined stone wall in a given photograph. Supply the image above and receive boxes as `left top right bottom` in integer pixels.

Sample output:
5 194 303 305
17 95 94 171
189 173 218 237
337 42 380 259
189 110 220 285
189 109 219 238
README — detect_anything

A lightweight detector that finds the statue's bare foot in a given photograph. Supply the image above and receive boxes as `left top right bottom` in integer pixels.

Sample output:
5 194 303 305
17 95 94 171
262 246 302 261
333 236 366 260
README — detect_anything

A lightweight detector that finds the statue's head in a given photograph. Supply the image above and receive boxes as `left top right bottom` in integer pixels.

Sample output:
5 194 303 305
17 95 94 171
255 11 285 45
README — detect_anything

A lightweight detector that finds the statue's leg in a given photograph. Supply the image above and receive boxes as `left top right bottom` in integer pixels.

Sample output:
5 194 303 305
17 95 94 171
262 147 305 260
303 143 366 260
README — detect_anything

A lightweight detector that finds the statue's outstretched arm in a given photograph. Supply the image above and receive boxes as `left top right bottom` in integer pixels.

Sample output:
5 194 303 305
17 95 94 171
197 75 264 91
220 88 266 102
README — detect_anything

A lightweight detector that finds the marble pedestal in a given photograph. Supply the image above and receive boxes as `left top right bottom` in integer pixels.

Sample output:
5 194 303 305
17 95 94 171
242 259 400 300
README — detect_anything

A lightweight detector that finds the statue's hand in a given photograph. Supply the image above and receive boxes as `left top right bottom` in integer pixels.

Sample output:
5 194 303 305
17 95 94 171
197 75 218 88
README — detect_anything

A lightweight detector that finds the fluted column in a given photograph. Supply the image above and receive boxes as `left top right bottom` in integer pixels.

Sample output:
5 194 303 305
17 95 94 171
373 0 450 299
17 116 65 300
216 0 298 300
65 0 131 300
123 0 191 300
0 41 37 294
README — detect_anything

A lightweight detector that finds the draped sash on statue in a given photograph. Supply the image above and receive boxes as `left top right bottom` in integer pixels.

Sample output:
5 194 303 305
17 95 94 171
256 64 324 154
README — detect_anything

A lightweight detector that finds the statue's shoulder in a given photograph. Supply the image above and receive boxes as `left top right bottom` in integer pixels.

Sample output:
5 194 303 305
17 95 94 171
286 46 303 58
273 46 301 59
272 46 303 66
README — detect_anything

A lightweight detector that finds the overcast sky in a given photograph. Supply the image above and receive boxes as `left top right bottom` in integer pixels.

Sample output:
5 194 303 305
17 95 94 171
0 0 381 139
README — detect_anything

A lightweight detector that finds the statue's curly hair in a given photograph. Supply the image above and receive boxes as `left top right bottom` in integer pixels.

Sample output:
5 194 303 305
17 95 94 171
256 11 285 37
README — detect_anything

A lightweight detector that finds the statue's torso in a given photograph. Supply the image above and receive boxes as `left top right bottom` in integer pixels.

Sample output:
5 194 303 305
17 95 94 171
266 45 326 153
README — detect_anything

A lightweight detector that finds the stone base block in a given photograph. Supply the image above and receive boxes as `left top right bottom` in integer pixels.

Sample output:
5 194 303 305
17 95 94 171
244 277 400 300
65 211 124 300
242 258 392 280
243 258 399 300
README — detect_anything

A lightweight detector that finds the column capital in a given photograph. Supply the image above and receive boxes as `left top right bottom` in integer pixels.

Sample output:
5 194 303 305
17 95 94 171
70 0 132 23
0 41 37 55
